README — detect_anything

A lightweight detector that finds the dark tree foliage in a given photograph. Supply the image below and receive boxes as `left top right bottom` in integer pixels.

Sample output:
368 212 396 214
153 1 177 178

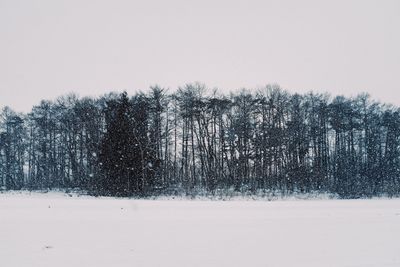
98 92 154 196
1 85 400 198
98 92 136 196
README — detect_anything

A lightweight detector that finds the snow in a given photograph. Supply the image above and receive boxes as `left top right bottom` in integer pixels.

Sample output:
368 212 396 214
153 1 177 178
1 192 400 267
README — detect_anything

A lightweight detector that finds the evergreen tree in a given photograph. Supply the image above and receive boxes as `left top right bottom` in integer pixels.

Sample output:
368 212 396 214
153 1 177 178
98 92 137 196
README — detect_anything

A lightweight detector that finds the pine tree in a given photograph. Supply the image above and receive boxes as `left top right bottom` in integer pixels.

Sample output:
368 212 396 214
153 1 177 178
98 92 137 196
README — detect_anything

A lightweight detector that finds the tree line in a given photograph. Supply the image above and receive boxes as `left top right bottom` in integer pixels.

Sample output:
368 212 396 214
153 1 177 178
1 84 400 197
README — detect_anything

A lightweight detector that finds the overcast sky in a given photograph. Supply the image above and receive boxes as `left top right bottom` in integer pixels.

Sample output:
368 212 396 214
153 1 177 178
1 0 399 112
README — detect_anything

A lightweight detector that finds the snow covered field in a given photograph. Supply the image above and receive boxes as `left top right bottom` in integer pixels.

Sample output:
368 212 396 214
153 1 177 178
1 192 400 267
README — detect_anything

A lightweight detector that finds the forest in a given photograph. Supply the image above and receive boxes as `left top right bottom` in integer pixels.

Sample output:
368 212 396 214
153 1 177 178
1 84 400 198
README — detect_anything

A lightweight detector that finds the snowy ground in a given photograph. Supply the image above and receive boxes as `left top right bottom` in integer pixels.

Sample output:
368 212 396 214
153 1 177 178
1 192 400 267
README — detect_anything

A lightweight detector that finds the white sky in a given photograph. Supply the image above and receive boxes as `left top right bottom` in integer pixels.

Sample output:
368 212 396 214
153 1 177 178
1 0 399 112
